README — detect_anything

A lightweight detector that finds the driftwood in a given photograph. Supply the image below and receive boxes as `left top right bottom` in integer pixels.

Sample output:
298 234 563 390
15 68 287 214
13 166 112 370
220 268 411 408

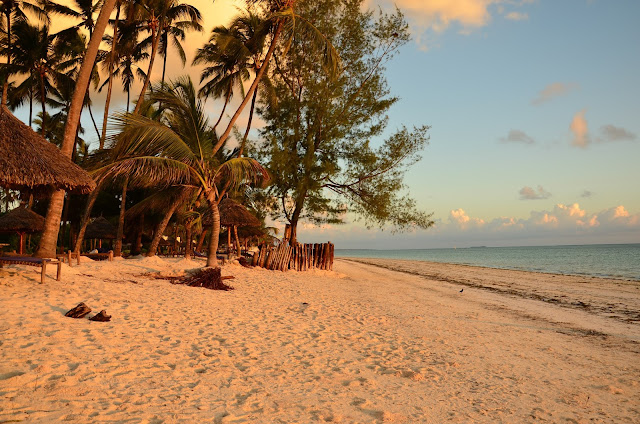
89 310 111 322
65 302 91 318
172 268 234 291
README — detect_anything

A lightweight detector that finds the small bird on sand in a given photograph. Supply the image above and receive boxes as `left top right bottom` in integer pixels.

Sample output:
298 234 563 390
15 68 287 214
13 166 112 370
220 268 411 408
459 289 464 293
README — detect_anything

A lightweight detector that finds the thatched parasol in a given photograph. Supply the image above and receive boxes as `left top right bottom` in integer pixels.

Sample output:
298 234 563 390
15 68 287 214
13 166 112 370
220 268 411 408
204 198 261 227
85 217 118 240
0 106 96 194
0 207 45 254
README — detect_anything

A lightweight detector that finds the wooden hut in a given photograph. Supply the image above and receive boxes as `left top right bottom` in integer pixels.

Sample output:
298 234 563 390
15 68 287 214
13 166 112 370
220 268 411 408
0 106 95 194
0 207 45 254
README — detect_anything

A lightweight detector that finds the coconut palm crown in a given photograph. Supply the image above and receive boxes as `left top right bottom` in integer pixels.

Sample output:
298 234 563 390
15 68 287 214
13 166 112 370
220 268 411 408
94 76 269 267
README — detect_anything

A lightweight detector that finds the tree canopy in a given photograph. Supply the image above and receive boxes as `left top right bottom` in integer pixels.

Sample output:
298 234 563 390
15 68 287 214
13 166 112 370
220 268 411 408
256 0 433 242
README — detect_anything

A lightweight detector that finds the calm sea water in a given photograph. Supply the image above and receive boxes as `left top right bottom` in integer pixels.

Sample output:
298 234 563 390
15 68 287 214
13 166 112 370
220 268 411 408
336 244 640 281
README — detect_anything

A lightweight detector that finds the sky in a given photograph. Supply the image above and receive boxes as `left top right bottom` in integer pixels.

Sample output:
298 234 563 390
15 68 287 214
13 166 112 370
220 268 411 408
16 0 640 249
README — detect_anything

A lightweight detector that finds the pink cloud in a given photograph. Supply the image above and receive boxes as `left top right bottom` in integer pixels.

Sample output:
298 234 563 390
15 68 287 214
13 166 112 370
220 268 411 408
570 109 590 148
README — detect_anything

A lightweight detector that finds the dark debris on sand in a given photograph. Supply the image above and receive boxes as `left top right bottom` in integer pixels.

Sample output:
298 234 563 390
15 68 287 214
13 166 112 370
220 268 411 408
172 267 234 291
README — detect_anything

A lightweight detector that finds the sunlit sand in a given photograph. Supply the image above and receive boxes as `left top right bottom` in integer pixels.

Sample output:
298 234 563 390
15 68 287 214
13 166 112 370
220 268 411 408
1 257 638 422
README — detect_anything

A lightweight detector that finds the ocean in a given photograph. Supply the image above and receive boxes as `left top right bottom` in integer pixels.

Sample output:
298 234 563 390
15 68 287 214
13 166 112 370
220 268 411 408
335 243 640 281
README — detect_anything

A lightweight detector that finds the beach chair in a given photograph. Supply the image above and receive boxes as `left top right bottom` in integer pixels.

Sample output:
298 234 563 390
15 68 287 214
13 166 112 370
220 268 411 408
0 256 62 283
57 250 113 267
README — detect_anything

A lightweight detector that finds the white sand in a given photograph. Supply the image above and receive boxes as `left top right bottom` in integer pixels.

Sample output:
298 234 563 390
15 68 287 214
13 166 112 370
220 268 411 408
0 257 638 423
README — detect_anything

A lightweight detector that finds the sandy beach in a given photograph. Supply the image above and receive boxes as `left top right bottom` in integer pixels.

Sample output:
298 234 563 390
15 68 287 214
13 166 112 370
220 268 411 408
1 257 639 423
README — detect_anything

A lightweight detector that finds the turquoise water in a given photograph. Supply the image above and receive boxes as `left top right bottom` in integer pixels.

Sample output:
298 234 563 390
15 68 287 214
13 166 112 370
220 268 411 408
336 244 640 281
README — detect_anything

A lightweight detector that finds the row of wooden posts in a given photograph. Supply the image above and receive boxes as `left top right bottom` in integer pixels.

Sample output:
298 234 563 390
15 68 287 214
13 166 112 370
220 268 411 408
252 242 334 271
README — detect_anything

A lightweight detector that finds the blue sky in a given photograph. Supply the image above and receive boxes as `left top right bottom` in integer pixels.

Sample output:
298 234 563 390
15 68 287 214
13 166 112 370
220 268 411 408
310 0 640 248
17 0 640 248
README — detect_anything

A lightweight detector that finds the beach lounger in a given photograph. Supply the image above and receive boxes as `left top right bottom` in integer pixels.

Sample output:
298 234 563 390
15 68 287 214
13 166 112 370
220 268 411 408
57 250 113 266
0 256 62 283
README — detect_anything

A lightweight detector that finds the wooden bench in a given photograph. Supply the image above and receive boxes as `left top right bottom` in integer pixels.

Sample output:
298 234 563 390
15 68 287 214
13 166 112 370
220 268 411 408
0 256 62 283
58 250 113 267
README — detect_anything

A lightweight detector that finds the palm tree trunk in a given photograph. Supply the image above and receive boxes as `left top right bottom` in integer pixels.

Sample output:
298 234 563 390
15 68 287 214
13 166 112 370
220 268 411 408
37 189 65 256
196 228 207 252
113 176 128 256
133 214 144 255
39 75 46 136
184 220 193 259
73 178 105 254
133 28 160 115
147 193 183 257
234 225 241 257
2 12 11 106
238 88 258 157
86 96 101 140
100 3 120 150
36 0 118 258
161 30 168 85
212 86 231 130
29 90 33 126
213 22 283 154
206 194 221 268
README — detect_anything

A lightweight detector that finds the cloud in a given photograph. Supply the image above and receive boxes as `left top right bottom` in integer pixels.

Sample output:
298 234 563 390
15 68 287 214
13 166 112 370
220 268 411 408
368 0 532 49
570 109 590 148
580 190 593 198
500 129 535 144
531 82 578 105
298 203 640 248
505 11 528 21
519 186 551 200
597 125 638 143
449 208 485 229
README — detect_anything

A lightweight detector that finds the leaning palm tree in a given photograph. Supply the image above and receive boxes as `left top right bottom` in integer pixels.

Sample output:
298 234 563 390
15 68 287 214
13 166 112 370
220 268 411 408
35 0 117 259
94 76 269 267
206 0 341 159
193 10 268 132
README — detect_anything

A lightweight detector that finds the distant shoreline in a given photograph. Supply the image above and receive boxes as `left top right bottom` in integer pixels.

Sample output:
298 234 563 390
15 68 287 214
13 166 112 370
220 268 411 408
335 244 640 281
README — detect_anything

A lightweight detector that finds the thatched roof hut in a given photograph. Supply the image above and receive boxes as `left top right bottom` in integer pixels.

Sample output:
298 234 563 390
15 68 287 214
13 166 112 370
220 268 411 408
85 217 118 239
0 207 45 233
0 207 45 254
204 198 261 227
0 106 96 194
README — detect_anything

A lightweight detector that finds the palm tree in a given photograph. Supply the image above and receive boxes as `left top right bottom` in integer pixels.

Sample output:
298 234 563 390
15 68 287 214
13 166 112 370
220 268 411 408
126 0 202 114
0 0 47 105
157 0 202 85
206 0 341 159
35 0 117 258
6 20 79 136
98 13 146 144
95 76 269 267
193 10 268 132
47 0 106 141
98 0 121 148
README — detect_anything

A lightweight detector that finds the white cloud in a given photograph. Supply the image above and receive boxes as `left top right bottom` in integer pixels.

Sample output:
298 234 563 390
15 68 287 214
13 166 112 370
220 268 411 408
449 208 485 229
531 82 578 105
519 185 551 200
570 109 590 148
298 203 640 248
